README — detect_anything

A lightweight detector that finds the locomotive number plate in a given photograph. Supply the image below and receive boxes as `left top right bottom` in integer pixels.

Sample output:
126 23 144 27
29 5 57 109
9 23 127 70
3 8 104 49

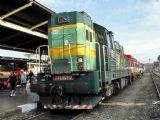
53 75 74 81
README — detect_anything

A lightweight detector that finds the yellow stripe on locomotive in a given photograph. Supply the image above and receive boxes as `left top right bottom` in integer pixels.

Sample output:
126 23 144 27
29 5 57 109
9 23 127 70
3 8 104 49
50 45 96 58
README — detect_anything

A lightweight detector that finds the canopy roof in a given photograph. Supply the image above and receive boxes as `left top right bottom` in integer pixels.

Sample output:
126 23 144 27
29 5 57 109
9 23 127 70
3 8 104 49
0 0 55 53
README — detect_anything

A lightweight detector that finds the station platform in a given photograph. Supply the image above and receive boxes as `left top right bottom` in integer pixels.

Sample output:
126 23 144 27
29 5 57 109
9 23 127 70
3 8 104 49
0 88 39 116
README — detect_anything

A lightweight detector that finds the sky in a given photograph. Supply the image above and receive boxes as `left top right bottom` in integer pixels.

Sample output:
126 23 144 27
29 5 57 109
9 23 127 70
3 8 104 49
0 0 160 63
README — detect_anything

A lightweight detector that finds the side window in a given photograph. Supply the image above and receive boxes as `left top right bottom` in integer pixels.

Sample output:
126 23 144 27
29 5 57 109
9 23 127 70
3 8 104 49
97 32 104 46
86 30 89 40
109 35 114 49
90 32 92 42
107 35 111 48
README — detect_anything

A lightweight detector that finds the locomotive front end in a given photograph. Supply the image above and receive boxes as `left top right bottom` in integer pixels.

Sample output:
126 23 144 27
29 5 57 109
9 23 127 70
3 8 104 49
31 11 102 109
49 11 96 73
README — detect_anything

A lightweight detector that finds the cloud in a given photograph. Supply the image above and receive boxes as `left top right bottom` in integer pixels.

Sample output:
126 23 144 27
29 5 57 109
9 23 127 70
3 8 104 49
111 0 160 63
36 0 110 13
37 0 63 4
36 0 64 11
136 1 160 31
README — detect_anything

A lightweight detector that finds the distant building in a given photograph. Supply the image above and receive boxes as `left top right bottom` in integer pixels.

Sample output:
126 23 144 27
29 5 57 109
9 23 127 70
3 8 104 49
153 61 159 71
144 63 153 72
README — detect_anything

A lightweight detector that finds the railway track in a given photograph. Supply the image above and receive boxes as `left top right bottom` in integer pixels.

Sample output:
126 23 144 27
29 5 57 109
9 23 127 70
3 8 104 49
151 72 160 99
2 108 85 120
25 110 85 120
26 111 50 120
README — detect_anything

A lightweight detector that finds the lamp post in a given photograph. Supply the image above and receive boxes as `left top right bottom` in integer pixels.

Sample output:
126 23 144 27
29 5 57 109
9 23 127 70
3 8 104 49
149 58 151 72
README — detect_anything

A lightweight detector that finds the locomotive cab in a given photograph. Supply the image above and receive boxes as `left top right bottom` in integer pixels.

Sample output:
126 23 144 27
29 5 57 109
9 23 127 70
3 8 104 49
48 11 96 74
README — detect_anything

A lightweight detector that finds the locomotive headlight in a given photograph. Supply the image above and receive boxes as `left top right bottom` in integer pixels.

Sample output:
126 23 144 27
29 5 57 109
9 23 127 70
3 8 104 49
77 57 83 63
77 57 84 71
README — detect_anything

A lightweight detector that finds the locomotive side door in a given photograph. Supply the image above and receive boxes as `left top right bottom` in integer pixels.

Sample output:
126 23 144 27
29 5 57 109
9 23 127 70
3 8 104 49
106 31 116 83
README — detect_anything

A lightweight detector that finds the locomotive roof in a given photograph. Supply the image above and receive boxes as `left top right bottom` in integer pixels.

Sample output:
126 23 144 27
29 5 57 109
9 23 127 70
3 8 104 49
53 11 91 18
93 23 115 35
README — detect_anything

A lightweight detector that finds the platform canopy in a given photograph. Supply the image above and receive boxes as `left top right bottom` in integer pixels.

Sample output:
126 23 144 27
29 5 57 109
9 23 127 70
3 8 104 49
0 0 55 53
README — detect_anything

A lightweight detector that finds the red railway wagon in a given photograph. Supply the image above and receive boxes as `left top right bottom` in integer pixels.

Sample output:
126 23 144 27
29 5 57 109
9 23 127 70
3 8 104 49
124 54 143 80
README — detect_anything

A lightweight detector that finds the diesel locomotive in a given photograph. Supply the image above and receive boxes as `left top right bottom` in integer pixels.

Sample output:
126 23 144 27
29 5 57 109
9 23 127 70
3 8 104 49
31 11 143 109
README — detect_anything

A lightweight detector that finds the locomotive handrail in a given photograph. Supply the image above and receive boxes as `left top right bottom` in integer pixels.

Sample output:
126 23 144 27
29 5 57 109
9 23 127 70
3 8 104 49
103 45 108 81
35 45 52 74
36 47 40 72
68 43 73 71
86 41 102 87
85 40 91 70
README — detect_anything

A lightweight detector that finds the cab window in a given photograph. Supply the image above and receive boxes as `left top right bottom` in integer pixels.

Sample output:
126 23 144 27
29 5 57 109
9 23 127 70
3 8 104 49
109 35 114 49
97 32 104 46
90 32 92 42
86 30 89 40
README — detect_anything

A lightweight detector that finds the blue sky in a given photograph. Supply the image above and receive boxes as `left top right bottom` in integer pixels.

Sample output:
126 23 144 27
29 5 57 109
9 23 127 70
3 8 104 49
0 0 160 63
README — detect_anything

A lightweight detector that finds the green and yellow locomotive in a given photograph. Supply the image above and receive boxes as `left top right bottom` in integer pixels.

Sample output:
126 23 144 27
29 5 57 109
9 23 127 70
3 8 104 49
31 11 131 109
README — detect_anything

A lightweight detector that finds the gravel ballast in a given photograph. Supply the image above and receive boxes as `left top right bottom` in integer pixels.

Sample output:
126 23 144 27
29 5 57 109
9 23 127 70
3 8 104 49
77 73 160 120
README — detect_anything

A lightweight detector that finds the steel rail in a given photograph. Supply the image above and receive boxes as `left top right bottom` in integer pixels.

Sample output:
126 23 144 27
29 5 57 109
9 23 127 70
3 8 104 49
26 111 50 120
26 110 84 120
151 72 160 99
71 111 87 120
